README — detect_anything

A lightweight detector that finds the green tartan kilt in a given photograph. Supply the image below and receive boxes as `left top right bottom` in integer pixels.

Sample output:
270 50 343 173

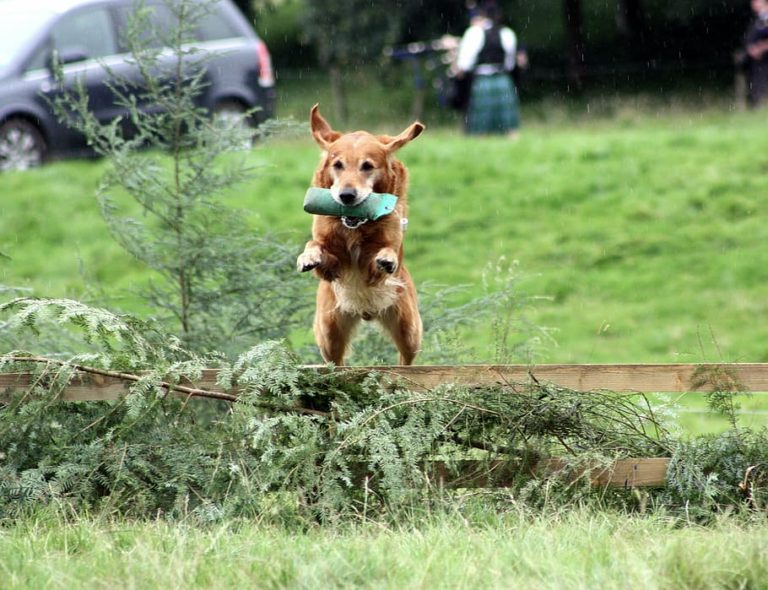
465 73 520 134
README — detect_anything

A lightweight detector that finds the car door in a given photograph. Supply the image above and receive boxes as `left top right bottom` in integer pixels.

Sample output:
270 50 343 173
27 2 143 153
46 5 130 126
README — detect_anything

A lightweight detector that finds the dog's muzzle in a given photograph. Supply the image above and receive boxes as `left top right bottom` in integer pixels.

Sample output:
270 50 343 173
338 188 358 205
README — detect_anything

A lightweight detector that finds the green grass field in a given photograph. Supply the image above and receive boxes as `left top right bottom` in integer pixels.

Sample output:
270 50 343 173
3 106 767 368
3 100 768 588
3 510 768 589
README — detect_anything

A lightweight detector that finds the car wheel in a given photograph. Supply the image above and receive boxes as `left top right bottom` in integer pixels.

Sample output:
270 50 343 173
0 118 47 172
213 100 256 149
214 100 252 128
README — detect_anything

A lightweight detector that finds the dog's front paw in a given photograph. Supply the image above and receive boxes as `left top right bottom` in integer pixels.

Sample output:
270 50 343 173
297 246 323 273
374 248 399 276
376 256 398 275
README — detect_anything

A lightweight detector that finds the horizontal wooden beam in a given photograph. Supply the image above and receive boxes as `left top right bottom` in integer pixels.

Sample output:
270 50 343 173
420 457 669 488
2 363 767 402
360 364 768 393
582 457 670 488
0 372 140 402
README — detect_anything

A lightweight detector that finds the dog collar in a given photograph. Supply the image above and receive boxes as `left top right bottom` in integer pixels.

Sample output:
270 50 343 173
340 215 408 231
341 216 368 229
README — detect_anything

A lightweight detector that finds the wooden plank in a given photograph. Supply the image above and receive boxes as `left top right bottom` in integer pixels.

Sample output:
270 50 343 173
420 457 669 489
3 364 768 402
543 457 670 488
0 370 227 402
325 363 768 393
591 457 670 488
0 372 130 401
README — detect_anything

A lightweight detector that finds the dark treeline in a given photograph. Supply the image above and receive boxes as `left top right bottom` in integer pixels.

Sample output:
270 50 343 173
234 0 751 88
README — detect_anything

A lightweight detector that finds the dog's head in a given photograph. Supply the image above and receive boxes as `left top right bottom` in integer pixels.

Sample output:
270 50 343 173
310 104 424 207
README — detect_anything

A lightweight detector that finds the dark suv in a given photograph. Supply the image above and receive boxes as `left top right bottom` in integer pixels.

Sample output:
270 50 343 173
0 0 275 170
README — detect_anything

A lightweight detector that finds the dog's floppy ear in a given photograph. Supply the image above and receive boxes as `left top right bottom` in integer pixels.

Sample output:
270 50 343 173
379 122 425 153
310 104 341 149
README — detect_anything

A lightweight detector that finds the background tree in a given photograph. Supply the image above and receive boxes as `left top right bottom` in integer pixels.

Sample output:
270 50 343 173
232 0 256 25
617 0 646 44
302 0 403 123
51 0 310 356
258 0 751 101
563 0 585 91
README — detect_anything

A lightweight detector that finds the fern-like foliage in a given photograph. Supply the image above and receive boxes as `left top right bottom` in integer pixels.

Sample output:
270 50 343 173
0 297 184 370
665 429 768 518
0 294 675 524
2 296 767 525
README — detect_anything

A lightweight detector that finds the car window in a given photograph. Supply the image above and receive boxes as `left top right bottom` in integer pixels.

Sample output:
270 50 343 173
24 42 51 73
197 9 239 41
51 7 117 61
114 3 175 51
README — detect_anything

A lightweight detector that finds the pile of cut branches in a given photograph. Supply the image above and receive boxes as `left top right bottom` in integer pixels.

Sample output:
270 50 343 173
0 343 668 523
2 297 766 525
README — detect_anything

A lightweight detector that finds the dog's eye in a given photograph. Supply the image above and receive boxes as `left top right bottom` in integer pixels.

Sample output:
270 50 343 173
360 161 374 172
333 161 344 170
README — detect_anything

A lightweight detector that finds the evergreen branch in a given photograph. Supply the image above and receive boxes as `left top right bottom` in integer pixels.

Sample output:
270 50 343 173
6 355 236 402
330 396 503 459
3 356 328 417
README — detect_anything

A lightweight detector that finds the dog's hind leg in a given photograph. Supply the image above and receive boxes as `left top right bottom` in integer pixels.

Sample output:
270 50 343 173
313 281 360 366
379 278 422 365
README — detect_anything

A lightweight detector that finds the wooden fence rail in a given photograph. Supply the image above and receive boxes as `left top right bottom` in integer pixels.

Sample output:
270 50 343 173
3 363 767 489
3 363 768 402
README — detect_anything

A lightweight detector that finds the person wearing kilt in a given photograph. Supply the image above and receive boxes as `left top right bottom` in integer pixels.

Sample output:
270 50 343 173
743 0 768 107
455 1 520 136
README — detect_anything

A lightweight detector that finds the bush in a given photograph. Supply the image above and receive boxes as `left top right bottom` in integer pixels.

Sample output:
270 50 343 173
3 297 768 526
0 298 667 524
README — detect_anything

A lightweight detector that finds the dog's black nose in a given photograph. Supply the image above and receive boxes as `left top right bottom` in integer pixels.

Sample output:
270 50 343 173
339 188 357 205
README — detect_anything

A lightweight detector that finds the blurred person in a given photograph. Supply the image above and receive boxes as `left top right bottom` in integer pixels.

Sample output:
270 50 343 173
454 1 520 136
743 0 768 107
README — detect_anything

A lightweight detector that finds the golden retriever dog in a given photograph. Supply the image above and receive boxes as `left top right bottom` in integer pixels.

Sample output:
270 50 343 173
297 104 425 365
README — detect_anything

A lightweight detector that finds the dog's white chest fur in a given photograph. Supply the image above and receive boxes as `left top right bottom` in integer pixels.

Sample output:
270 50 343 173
332 246 404 316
